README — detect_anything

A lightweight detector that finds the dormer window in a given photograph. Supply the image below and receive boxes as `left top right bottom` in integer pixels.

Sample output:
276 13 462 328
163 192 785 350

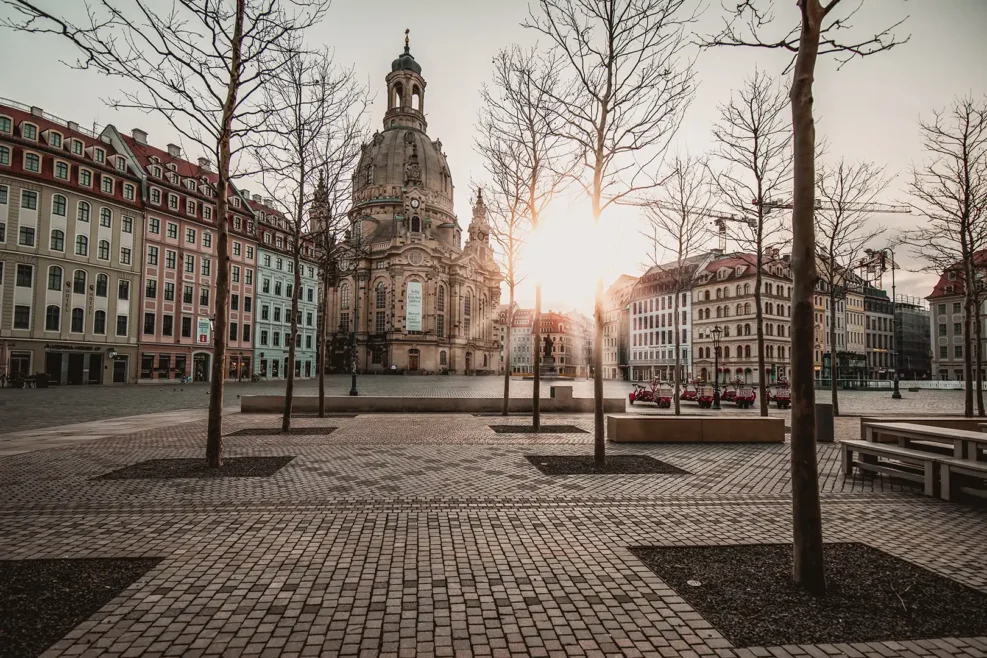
24 152 41 173
166 163 176 171
233 217 241 230
946 285 955 294
115 156 126 171
948 271 957 280
185 179 195 191
101 175 114 194
151 165 162 177
736 266 743 276
71 139 83 156
124 184 135 201
79 168 92 187
0 116 11 133
232 197 241 208
167 172 178 184
168 194 178 210
48 131 62 148
93 147 105 164
186 199 196 215
54 161 69 180
22 123 37 140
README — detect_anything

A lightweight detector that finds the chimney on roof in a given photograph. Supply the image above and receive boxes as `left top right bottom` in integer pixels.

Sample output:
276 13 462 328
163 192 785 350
67 121 79 132
197 157 211 171
131 128 147 145
166 143 181 158
30 106 43 117
252 194 262 203
782 253 791 264
264 198 273 208
240 189 250 199
709 248 723 258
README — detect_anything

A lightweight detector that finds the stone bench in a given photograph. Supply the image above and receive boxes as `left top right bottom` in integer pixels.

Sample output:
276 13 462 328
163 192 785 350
606 415 784 443
858 416 984 441
941 456 987 502
841 439 945 497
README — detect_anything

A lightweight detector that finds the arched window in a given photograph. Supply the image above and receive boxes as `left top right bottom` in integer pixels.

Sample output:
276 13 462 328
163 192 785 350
723 326 730 337
716 288 722 299
464 293 471 317
73 270 87 294
744 345 751 358
100 207 112 227
340 282 350 310
723 346 730 358
77 201 90 222
392 82 404 109
723 287 729 298
48 266 62 291
716 306 722 318
736 324 742 336
779 345 785 359
71 308 84 333
50 229 65 251
439 350 447 366
96 274 108 297
366 164 374 186
45 305 60 331
375 281 386 309
52 194 67 216
75 235 88 256
744 323 751 336
98 239 110 260
411 216 421 232
94 310 106 335
744 302 751 315
778 324 784 337
744 283 751 294
765 282 773 295
735 303 742 316
723 306 729 318
736 284 742 296
766 302 773 314
437 285 445 312
412 85 422 112
703 290 710 301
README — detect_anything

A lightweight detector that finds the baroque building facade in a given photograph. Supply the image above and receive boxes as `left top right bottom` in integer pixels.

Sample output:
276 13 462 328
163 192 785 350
326 41 501 374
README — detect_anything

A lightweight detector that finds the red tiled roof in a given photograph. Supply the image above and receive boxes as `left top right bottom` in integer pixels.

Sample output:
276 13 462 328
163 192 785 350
927 250 987 299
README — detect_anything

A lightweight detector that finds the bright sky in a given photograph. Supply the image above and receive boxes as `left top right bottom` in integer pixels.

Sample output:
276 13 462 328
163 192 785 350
2 0 985 313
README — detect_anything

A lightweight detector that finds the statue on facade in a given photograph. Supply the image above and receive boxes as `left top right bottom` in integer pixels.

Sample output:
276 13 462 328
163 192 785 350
543 335 554 359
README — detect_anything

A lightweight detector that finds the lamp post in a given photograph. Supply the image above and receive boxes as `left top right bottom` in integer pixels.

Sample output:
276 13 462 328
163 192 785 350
866 247 901 399
340 226 364 397
711 324 722 410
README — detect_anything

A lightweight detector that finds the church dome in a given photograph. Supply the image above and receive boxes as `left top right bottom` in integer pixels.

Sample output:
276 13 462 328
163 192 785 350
391 44 422 75
354 127 454 212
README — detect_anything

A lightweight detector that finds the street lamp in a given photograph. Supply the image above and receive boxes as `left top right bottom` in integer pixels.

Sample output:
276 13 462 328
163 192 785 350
865 247 901 399
711 324 722 410
340 226 365 397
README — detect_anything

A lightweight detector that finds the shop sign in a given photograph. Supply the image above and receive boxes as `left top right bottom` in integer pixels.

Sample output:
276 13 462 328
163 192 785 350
197 318 211 344
406 281 422 332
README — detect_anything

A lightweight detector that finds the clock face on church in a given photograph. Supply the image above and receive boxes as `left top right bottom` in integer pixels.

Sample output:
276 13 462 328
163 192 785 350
410 198 420 209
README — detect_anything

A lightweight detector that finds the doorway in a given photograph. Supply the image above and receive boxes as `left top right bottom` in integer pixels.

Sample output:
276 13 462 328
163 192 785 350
408 349 420 371
67 353 85 385
193 353 210 382
465 351 472 373
272 359 280 378
46 352 63 384
88 354 104 385
113 357 128 383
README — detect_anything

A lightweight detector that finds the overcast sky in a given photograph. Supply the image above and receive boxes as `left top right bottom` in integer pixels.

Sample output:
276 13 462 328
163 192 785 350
2 0 985 313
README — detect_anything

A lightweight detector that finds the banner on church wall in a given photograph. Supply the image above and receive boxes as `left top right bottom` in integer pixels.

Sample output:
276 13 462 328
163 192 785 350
406 282 423 332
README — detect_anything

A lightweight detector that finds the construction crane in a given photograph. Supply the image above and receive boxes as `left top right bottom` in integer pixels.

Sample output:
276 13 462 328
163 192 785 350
761 198 912 214
621 197 754 251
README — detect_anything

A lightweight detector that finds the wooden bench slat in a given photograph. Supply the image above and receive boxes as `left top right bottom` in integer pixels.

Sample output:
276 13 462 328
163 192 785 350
863 422 987 442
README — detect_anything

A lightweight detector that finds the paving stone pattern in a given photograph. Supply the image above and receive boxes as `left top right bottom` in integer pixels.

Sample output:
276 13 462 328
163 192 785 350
0 411 984 657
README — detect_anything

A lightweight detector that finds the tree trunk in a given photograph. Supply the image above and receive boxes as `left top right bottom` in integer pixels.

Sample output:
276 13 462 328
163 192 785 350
318 275 330 418
283 245 302 432
502 289 513 416
976 294 984 416
830 290 840 416
532 284 541 431
755 254 768 416
594 279 605 467
788 0 826 595
674 288 681 416
964 287 975 417
205 0 245 469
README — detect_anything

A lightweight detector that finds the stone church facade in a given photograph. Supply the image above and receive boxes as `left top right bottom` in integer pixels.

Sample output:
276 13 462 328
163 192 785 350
326 39 501 374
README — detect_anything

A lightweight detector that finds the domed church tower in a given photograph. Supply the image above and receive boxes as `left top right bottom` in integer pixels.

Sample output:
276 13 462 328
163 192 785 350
331 33 502 376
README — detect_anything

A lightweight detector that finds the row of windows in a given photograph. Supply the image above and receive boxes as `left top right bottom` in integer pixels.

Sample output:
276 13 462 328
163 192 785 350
11 304 128 335
257 330 315 349
694 344 787 360
10 263 131 298
259 305 313 326
0 145 136 199
0 116 116 164
260 278 313 302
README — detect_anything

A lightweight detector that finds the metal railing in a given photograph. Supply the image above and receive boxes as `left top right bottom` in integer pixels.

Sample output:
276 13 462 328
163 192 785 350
0 97 102 139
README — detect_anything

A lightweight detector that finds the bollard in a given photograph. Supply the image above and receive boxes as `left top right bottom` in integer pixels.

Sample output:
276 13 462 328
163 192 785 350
815 402 834 443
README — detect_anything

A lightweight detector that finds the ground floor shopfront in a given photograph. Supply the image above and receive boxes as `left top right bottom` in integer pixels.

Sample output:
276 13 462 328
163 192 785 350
136 347 256 382
1 340 137 385
252 347 317 380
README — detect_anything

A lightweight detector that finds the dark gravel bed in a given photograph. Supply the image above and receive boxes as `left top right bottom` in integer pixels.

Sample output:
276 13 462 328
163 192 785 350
96 456 296 480
227 427 338 436
0 557 162 658
630 542 987 647
525 455 688 475
489 425 588 434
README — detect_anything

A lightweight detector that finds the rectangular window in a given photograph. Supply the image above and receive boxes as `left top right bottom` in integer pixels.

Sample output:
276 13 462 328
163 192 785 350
79 169 91 187
166 250 177 269
229 322 238 342
306 312 313 327
186 199 196 215
203 233 212 248
118 280 130 300
19 226 35 247
143 312 155 335
260 330 268 346
145 279 157 299
274 307 281 322
0 145 8 166
232 266 240 283
149 218 160 234
246 246 254 260
261 305 269 321
375 311 386 334
954 322 962 335
305 335 312 349
169 194 178 210
273 332 280 347
120 247 132 265
231 294 239 310
166 222 178 239
436 315 445 338
0 116 9 133
162 315 173 336
939 324 947 336
24 152 40 172
201 258 211 276
150 188 161 205
186 227 196 243
122 216 133 233
233 242 241 256
244 296 252 313
184 254 195 273
182 317 192 337
245 270 253 285
183 285 193 304
21 190 38 210
953 302 962 314
13 305 30 329
147 245 158 265
955 345 963 359
203 206 212 221
16 263 33 287
200 289 209 307
164 282 175 301
124 184 135 201
243 324 250 342
116 315 128 336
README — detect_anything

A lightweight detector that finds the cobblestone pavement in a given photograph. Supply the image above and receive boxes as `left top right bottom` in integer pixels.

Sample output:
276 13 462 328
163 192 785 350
0 375 969 433
1 412 985 657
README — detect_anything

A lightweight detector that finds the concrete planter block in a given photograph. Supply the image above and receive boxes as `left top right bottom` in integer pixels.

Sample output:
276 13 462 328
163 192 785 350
607 414 784 443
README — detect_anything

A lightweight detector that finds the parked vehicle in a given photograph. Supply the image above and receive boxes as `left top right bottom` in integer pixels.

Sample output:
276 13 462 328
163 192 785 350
733 387 756 409
681 381 699 403
655 385 673 409
771 380 791 409
696 386 715 409
629 384 654 405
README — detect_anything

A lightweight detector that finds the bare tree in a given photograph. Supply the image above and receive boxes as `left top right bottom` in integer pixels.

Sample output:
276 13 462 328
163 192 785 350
477 45 571 429
4 0 330 466
815 160 889 416
904 96 987 418
252 47 365 430
525 0 696 464
645 154 714 415
709 70 792 417
702 0 908 594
